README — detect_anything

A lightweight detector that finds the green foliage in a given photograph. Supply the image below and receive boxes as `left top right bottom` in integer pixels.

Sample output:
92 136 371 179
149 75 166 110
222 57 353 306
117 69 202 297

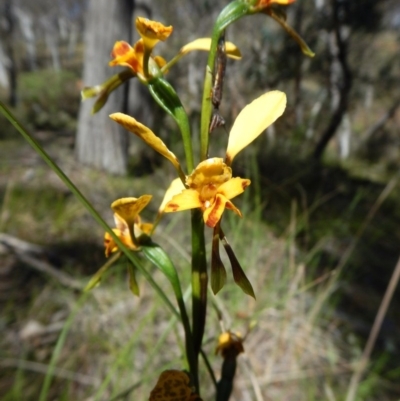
18 69 80 131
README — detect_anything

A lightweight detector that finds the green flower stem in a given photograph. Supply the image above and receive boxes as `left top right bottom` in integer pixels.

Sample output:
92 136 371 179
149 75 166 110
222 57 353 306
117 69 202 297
200 27 219 161
191 208 208 387
0 101 179 319
175 106 194 173
143 47 151 78
199 0 249 161
160 53 183 74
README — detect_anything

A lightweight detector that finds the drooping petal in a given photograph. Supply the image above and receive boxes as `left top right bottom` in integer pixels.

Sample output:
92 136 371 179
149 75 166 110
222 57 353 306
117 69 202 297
266 8 315 58
81 70 135 114
164 189 202 213
226 91 286 165
110 113 182 172
224 199 242 217
111 196 152 228
211 225 227 294
219 230 255 299
218 177 251 200
158 178 186 213
135 17 173 51
179 38 242 60
203 193 229 228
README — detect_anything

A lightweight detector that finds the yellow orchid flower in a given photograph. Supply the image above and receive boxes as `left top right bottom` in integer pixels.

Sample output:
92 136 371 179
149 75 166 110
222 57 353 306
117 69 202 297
109 39 167 79
104 196 153 257
135 17 173 52
160 91 286 228
109 40 145 76
164 158 250 228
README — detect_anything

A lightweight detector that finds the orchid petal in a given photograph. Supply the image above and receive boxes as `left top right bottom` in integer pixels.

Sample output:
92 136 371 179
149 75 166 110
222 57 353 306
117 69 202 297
159 178 186 213
111 195 152 228
226 91 286 165
203 194 229 228
164 189 202 213
180 38 242 60
109 41 144 74
225 200 242 217
110 113 182 172
218 177 251 200
135 17 173 51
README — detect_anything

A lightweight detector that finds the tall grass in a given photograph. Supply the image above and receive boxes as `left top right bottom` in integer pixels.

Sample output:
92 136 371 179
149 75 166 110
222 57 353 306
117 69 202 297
0 145 364 400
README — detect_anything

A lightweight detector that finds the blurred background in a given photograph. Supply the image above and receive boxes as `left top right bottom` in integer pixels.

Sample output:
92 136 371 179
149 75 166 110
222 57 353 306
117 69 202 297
1 0 400 400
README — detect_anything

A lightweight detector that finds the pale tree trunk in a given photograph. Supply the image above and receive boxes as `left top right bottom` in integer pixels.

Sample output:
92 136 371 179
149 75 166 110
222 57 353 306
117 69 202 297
313 0 352 160
2 0 17 107
76 0 134 175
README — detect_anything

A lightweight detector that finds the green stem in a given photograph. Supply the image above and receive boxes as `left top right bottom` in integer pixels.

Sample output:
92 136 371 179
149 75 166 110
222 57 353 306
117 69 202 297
199 0 248 161
161 53 184 74
191 208 208 389
0 101 179 319
176 106 194 173
200 26 220 161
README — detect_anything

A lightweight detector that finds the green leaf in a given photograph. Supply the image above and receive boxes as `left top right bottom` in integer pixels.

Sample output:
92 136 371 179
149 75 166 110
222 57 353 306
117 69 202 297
148 77 182 121
215 0 250 32
141 241 181 293
148 77 193 171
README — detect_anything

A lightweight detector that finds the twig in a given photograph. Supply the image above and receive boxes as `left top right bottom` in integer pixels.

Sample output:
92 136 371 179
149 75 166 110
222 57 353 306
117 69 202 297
345 255 400 401
0 232 84 290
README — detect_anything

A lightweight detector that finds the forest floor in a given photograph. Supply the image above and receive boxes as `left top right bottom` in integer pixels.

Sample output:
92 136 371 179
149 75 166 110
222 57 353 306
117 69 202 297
1 128 400 400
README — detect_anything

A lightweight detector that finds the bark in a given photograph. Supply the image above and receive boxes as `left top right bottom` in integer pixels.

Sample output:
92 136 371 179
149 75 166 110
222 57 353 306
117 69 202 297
313 0 352 160
76 0 134 175
3 0 18 107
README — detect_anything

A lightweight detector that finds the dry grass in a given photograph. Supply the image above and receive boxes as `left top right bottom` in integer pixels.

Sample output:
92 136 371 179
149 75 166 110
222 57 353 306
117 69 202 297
0 135 362 401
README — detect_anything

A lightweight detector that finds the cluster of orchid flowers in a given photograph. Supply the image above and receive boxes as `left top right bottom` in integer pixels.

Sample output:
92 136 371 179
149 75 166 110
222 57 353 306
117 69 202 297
82 0 313 399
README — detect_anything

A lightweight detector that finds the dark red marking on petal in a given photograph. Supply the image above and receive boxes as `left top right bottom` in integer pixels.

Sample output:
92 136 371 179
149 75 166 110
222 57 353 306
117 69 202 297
166 203 179 211
242 180 250 190
206 196 223 228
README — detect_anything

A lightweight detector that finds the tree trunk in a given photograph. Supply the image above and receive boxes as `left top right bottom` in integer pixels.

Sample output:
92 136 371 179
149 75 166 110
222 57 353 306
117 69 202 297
313 0 352 161
76 0 134 175
3 0 18 107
